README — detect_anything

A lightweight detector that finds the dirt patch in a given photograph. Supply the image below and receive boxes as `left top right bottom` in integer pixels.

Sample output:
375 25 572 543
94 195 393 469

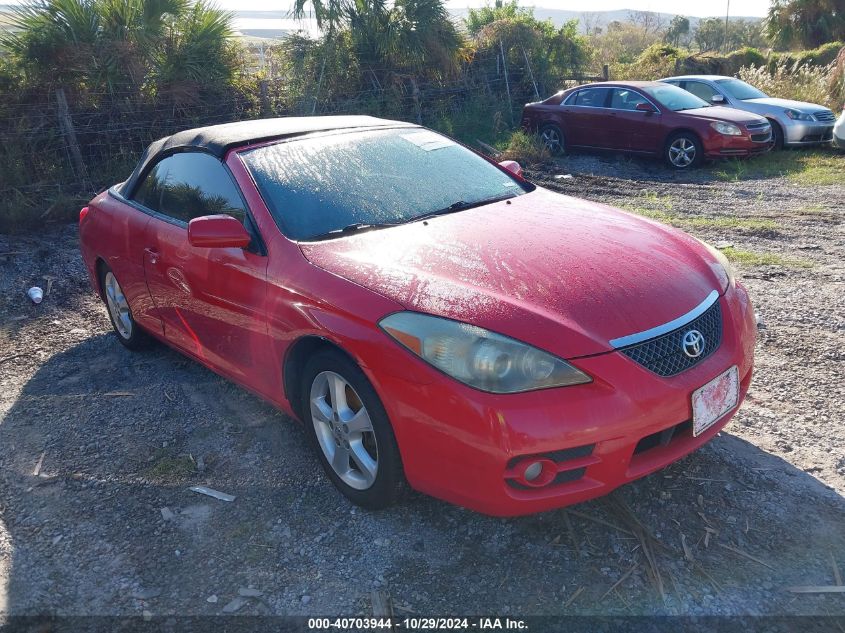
0 150 844 619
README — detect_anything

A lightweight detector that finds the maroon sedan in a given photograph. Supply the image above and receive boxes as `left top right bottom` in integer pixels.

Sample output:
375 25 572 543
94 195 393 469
522 81 773 168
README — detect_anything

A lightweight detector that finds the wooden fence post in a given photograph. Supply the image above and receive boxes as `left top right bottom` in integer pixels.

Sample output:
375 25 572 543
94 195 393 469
602 64 610 81
410 77 422 125
55 88 91 192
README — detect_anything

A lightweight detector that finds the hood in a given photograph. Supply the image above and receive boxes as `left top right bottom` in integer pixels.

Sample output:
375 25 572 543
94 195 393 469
744 97 828 112
299 188 724 359
680 105 766 125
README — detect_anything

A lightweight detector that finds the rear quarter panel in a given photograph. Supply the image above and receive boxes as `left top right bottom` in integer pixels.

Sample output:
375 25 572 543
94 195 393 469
78 189 163 336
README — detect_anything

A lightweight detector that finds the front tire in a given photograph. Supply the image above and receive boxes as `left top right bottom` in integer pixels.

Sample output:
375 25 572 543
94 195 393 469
665 132 702 169
539 124 565 156
769 119 785 150
100 266 150 350
301 349 405 510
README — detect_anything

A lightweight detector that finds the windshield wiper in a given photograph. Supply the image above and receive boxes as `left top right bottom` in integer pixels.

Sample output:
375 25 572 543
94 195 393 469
409 193 517 223
305 221 399 241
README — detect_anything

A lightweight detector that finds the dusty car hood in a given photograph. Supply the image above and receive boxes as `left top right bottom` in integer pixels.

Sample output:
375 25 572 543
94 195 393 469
299 188 724 359
680 106 766 125
744 97 827 112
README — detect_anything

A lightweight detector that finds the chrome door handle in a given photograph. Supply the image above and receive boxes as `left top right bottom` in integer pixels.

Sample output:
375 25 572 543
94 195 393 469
145 247 159 265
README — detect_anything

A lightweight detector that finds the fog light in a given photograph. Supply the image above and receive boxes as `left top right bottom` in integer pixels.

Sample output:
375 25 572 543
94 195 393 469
524 461 543 482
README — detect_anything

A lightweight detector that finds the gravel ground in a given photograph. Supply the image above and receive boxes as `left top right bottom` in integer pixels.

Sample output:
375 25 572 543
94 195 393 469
0 150 844 623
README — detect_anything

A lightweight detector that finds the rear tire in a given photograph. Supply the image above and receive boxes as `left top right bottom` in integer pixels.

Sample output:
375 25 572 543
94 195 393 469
539 124 565 156
664 132 702 169
99 265 150 350
300 349 405 510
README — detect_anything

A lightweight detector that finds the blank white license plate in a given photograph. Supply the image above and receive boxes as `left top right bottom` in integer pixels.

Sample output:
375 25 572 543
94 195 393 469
692 365 739 437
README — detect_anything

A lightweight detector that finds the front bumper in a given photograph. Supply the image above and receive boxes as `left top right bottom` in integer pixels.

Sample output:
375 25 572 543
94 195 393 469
371 283 756 516
703 133 772 159
783 119 834 145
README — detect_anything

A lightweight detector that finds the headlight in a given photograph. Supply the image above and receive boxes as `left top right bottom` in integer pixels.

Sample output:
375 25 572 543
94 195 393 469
784 109 813 121
379 312 592 393
710 121 742 136
696 238 736 291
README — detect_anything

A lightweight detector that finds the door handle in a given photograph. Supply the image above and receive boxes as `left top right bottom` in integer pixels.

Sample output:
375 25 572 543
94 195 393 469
145 247 159 265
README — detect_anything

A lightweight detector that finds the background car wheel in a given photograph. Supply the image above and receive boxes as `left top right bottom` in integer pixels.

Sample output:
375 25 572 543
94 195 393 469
769 119 784 150
539 124 565 156
301 349 405 510
99 265 150 350
665 132 702 169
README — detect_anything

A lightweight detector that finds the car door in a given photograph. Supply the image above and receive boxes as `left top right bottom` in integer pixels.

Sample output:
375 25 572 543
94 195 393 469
606 88 663 153
136 151 274 388
560 87 612 148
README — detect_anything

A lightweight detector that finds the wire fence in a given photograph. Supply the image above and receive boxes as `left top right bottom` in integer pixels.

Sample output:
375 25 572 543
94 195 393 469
0 50 607 232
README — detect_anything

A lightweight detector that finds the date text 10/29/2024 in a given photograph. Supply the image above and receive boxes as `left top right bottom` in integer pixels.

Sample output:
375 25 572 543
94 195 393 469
308 617 529 630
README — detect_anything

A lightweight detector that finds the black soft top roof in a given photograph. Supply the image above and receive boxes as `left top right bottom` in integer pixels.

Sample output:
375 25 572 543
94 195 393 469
121 115 410 196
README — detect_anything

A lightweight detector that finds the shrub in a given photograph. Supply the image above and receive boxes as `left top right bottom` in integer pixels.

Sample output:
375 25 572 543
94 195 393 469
498 130 550 165
737 61 838 108
724 47 766 73
769 41 844 70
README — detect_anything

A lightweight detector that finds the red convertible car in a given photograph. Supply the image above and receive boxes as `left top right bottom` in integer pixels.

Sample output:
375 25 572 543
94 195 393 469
522 81 773 168
79 116 756 516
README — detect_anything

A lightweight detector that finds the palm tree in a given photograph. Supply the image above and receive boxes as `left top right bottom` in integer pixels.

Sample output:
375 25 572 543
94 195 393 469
765 0 845 49
1 0 234 99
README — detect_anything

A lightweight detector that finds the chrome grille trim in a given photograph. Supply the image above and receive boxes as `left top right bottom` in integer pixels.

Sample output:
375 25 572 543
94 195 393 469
609 290 720 349
814 110 835 122
619 302 722 376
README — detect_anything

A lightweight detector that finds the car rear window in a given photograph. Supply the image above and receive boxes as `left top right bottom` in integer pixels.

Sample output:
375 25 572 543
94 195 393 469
240 128 531 240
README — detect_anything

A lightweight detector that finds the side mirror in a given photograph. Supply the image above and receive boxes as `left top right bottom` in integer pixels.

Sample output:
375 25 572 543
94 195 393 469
188 215 251 249
711 94 726 104
635 102 656 113
499 160 523 177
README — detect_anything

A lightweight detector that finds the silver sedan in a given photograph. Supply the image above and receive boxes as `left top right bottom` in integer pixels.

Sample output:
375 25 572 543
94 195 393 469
661 75 835 149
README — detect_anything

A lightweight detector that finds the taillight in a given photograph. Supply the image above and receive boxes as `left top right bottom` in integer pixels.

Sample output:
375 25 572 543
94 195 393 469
79 206 89 224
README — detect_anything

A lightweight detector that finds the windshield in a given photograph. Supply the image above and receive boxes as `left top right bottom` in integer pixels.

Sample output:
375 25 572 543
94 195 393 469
643 84 709 111
716 78 768 101
240 128 530 240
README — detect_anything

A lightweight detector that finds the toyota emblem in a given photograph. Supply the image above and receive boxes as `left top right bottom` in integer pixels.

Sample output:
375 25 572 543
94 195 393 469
682 330 705 358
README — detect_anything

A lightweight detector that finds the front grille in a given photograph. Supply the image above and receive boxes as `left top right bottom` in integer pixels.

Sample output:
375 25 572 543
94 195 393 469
746 121 770 130
751 132 771 142
814 110 835 122
619 301 723 376
800 130 833 142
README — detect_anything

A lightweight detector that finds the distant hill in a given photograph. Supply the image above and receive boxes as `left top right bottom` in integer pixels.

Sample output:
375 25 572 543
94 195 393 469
0 5 762 40
450 7 762 33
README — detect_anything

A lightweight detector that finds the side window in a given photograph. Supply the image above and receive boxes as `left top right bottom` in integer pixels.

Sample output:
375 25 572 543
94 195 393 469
684 81 718 102
610 89 650 111
572 88 610 108
158 153 247 224
132 160 167 212
133 152 247 225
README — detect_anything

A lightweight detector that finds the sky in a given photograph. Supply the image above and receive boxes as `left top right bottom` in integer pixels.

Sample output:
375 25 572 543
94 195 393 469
216 0 772 19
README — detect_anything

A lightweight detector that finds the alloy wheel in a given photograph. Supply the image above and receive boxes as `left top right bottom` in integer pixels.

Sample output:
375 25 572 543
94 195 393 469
668 138 696 168
540 128 563 154
104 272 133 339
310 371 379 490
